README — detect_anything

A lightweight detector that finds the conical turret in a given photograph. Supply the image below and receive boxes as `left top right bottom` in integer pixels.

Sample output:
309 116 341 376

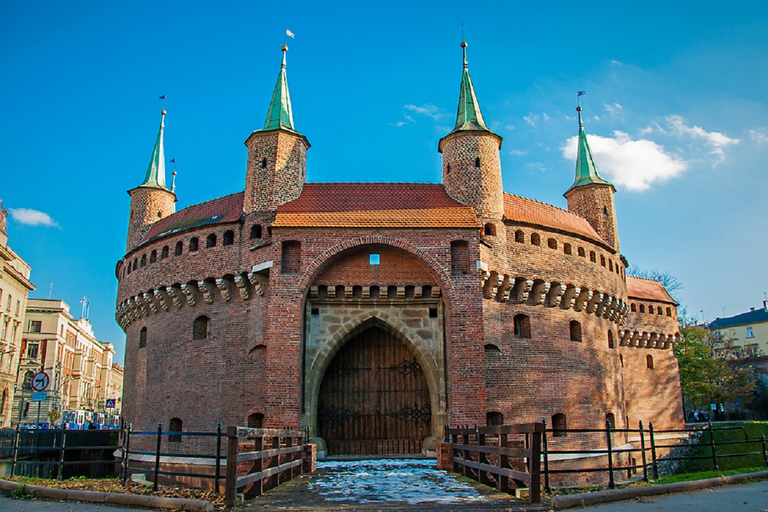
564 105 619 250
244 45 310 213
126 110 177 252
439 42 504 227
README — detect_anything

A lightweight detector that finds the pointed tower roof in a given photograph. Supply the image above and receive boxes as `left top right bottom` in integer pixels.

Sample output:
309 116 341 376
439 42 501 151
262 45 296 132
565 106 614 194
138 110 169 190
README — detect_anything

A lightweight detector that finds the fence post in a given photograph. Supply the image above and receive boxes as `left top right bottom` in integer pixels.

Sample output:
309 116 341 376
529 423 542 504
225 427 239 508
707 420 718 471
761 433 767 468
153 422 163 492
541 417 550 492
10 424 20 478
58 423 67 480
214 422 222 494
122 424 132 485
639 421 648 482
649 421 659 480
605 418 615 489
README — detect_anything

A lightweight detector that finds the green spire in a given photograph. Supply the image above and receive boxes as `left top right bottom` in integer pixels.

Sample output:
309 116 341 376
451 41 491 133
262 45 295 131
139 110 169 190
566 106 613 193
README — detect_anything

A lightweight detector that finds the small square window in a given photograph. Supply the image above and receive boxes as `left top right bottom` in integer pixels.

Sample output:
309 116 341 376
311 308 319 316
370 254 380 266
746 327 754 338
429 308 438 318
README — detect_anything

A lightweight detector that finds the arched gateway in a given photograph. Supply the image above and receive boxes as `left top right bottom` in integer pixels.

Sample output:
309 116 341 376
318 325 431 455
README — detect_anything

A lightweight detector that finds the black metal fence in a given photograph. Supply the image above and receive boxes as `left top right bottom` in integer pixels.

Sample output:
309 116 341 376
120 422 224 492
540 419 768 490
0 425 119 479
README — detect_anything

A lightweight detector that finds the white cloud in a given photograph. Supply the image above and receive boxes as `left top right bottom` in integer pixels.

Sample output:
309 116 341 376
748 129 768 144
404 104 441 120
526 162 547 173
561 132 688 192
509 149 528 156
10 208 60 227
523 112 550 127
389 121 406 127
611 60 623 66
664 115 739 164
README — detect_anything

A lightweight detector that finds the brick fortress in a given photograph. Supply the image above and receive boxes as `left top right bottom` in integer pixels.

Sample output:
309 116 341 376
116 43 684 457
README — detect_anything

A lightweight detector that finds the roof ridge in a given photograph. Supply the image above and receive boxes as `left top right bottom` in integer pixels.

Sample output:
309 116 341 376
626 275 663 283
504 192 571 214
304 181 443 185
175 190 244 212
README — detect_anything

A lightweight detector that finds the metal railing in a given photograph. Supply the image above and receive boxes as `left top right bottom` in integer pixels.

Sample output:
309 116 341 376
121 422 224 492
445 423 543 504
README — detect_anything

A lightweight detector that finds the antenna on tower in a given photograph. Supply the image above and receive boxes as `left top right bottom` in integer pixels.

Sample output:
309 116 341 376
48 283 53 300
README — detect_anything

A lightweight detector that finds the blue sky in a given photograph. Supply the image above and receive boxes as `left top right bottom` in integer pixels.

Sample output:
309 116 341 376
2 1 767 364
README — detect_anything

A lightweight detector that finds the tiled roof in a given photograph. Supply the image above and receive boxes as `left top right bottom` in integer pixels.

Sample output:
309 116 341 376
503 194 604 243
140 192 244 245
709 307 768 330
273 183 478 228
627 276 677 304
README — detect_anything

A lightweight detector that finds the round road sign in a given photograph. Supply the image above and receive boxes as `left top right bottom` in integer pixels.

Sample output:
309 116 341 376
31 371 50 391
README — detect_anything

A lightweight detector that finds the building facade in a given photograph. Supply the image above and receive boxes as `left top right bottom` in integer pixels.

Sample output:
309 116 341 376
0 201 35 428
709 302 768 359
12 298 124 425
116 43 684 457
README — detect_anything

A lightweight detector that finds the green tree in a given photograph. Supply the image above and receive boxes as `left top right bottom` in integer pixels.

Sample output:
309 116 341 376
674 322 755 418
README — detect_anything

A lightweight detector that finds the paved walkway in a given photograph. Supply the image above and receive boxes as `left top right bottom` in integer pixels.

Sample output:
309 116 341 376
233 458 542 511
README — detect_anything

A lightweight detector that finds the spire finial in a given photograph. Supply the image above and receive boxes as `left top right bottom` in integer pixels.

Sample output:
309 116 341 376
576 91 586 128
281 44 288 68
461 41 468 69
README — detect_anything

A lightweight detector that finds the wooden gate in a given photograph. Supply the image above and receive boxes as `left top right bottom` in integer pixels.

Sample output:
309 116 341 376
318 326 431 455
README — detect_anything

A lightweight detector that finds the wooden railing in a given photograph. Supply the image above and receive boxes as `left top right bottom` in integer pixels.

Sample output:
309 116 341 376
224 427 305 507
446 422 543 504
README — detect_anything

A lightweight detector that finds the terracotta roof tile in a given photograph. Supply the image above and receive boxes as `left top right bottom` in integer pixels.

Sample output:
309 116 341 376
273 183 477 228
503 193 604 243
140 192 244 245
627 276 677 304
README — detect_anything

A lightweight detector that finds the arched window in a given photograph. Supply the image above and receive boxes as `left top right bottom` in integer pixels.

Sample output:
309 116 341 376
609 260 613 271
514 314 531 339
578 247 586 257
607 330 614 349
189 237 199 252
161 246 169 259
564 243 572 255
193 316 209 340
658 308 663 316
515 230 524 243
649 305 654 314
247 413 264 428
487 412 504 427
140 254 147 267
139 327 147 348
639 305 646 313
281 241 301 274
600 255 606 267
548 238 557 249
175 241 183 256
169 418 182 442
451 241 469 275
646 355 654 369
666 307 672 317
569 320 582 342
631 303 637 312
250 225 262 239
22 370 34 391
484 223 496 236
484 344 501 354
223 230 234 245
590 251 596 263
475 156 481 168
206 233 217 248
133 259 137 270
552 413 567 437
606 412 616 428
149 250 157 263
531 233 541 246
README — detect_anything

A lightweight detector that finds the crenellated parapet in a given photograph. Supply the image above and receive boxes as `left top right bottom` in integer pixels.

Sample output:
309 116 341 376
479 268 629 325
619 330 679 350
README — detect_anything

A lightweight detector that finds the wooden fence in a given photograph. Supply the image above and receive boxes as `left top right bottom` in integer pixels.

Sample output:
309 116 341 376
446 422 543 504
225 427 305 508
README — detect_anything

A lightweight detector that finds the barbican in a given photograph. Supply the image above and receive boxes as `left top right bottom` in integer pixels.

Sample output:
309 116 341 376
116 42 683 458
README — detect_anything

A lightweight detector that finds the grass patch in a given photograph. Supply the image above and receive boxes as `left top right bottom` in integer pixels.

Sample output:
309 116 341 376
678 421 768 473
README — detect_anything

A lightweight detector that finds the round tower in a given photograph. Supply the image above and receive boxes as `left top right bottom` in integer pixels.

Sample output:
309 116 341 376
126 110 177 252
439 42 504 225
564 105 619 251
244 45 310 213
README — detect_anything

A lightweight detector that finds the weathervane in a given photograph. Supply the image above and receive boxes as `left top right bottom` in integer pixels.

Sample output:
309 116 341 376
577 91 586 107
